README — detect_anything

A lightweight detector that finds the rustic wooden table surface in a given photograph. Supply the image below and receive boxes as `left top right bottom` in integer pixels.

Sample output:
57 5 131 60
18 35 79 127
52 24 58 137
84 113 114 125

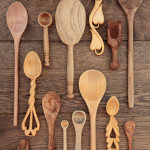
0 0 150 150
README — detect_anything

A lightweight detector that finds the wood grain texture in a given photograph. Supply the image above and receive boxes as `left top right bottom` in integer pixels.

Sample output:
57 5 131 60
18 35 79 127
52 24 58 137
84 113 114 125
0 0 150 149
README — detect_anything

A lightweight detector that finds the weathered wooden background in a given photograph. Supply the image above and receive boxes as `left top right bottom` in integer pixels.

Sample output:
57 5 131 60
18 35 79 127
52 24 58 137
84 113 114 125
0 0 150 150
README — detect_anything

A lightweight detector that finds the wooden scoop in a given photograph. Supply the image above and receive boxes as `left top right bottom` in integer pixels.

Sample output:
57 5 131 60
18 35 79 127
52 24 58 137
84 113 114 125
72 111 86 150
6 1 28 126
55 0 86 98
22 51 42 136
79 70 106 150
42 92 61 150
107 20 122 70
118 0 143 108
38 12 53 67
124 121 136 150
17 139 29 150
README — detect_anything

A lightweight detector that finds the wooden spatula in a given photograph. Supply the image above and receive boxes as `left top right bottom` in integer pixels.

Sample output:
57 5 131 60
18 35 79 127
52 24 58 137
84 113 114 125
118 0 143 108
55 0 86 98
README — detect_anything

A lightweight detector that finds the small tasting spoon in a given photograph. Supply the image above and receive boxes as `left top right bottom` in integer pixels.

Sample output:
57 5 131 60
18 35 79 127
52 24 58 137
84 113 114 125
61 120 69 150
72 111 86 150
17 139 29 150
38 12 53 67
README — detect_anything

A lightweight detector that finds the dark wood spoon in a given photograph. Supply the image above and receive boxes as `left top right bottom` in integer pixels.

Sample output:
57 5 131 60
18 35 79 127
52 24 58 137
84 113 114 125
42 92 61 150
118 0 143 108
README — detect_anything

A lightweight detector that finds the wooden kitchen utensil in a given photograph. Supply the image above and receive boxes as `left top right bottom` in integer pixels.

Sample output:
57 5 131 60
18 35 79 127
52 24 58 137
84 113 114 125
72 111 86 150
42 92 61 150
79 70 106 150
61 120 69 150
22 51 42 136
89 0 104 55
55 0 86 98
118 0 143 108
17 139 29 150
106 96 120 150
38 12 53 67
107 20 122 70
6 1 28 126
125 121 136 150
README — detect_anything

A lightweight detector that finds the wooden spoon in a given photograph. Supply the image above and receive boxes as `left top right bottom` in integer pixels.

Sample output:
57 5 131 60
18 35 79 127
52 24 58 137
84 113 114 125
17 139 29 150
61 120 69 150
118 0 143 108
124 121 136 150
6 1 28 126
22 51 42 136
42 92 61 150
106 96 120 150
55 0 86 98
72 110 86 150
38 12 53 67
79 69 106 150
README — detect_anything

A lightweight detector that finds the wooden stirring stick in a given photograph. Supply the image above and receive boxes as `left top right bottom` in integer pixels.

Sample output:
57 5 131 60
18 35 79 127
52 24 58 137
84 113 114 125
107 20 122 70
17 139 29 150
125 121 136 150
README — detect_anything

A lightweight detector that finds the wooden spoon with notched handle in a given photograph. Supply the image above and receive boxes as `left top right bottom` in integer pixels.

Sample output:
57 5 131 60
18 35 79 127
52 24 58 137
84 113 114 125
42 92 61 150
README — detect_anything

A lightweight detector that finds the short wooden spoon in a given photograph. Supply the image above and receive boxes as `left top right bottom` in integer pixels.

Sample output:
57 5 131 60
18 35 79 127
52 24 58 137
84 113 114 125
118 0 143 108
42 92 61 150
79 70 106 150
72 111 86 150
6 1 28 126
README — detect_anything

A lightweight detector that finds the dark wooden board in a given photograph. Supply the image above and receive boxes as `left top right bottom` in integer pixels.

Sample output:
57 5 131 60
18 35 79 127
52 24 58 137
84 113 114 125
0 0 150 150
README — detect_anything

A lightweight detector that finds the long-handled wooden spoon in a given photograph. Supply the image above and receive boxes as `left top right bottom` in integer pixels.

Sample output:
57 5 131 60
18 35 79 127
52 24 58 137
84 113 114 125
22 51 42 136
42 92 61 150
124 121 136 150
6 1 28 126
72 111 86 150
17 139 29 150
79 70 106 150
55 0 86 98
38 12 53 67
118 0 143 108
61 120 69 150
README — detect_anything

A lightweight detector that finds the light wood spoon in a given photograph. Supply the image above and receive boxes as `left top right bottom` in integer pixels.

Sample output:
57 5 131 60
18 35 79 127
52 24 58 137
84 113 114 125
55 0 86 98
72 110 86 150
124 121 136 150
61 120 69 150
6 1 28 126
22 51 42 136
118 0 143 108
79 69 106 150
38 12 53 67
42 92 61 150
17 139 29 150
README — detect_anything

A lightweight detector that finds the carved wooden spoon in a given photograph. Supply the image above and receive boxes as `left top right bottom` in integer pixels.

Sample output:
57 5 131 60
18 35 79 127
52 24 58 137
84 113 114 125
79 70 106 150
118 0 143 108
125 121 136 150
55 0 86 98
17 139 29 150
42 92 61 150
6 1 28 126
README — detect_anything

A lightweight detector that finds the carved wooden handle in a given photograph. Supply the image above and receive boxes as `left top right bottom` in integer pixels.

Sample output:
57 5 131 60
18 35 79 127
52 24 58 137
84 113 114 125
44 27 50 66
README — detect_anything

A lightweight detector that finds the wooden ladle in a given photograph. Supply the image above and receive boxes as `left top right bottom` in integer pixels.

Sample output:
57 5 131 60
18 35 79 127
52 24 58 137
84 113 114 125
72 111 86 150
55 0 86 98
6 1 28 126
42 92 61 150
17 139 29 150
22 51 42 136
79 70 106 150
118 0 143 108
38 12 53 67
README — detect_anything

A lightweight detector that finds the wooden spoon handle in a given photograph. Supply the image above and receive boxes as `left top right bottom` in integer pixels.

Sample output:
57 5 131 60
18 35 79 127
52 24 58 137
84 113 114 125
14 39 20 126
44 27 50 67
63 128 67 150
67 45 74 98
127 13 135 108
75 128 82 150
48 125 55 150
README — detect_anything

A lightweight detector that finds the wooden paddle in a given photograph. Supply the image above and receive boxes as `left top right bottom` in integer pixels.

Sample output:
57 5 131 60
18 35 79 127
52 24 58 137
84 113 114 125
55 0 86 98
118 0 143 108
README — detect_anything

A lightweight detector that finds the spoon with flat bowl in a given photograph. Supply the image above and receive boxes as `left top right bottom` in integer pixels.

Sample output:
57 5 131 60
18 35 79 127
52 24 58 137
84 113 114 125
79 69 106 150
72 111 86 150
